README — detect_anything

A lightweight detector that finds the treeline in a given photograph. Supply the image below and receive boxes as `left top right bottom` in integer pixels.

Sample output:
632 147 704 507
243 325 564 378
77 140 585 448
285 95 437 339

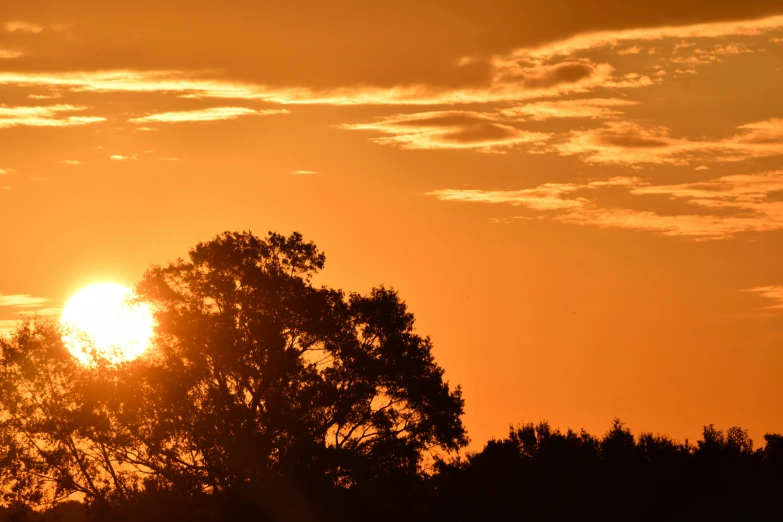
429 421 783 521
1 231 781 521
3 420 782 522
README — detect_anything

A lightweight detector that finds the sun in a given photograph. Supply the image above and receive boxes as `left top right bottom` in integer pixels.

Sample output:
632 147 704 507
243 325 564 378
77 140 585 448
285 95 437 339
60 282 154 365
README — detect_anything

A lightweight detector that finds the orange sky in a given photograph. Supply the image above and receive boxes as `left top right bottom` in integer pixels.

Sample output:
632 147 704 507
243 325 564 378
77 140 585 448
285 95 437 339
1 1 782 449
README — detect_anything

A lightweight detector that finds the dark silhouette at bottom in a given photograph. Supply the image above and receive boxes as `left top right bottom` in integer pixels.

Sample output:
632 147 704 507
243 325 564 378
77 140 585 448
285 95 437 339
2 420 782 522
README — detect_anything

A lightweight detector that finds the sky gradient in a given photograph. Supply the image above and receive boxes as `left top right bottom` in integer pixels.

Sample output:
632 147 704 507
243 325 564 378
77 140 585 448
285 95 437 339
1 1 782 448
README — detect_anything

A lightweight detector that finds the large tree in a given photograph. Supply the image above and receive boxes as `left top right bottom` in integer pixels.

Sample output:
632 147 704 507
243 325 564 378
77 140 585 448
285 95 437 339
0 231 467 520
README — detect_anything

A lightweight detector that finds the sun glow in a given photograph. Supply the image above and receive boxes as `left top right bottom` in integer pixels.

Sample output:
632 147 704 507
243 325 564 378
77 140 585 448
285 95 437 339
60 283 154 365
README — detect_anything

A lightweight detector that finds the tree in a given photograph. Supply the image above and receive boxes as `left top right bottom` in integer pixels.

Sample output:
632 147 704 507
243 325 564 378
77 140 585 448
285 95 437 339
124 231 467 517
0 322 142 508
0 231 467 520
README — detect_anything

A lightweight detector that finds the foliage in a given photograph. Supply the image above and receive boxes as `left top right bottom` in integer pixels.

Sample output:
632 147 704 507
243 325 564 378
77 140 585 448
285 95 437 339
430 420 783 522
0 231 467 520
0 323 142 507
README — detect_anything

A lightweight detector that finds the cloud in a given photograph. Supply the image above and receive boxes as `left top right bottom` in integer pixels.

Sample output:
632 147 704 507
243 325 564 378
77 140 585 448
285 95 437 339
504 14 783 61
0 293 59 336
556 119 783 165
555 205 781 239
341 110 551 152
60 159 81 165
0 48 23 59
630 171 783 207
27 92 62 100
110 154 136 161
556 121 688 164
427 177 644 210
128 106 290 123
745 286 783 310
428 170 783 240
490 58 611 86
0 13 778 112
618 46 643 55
0 319 19 336
0 305 58 336
17 307 61 317
4 21 44 34
290 170 319 175
0 59 624 106
734 119 783 146
501 98 638 121
667 42 755 66
0 294 49 308
0 167 11 175
0 104 105 129
35 307 62 315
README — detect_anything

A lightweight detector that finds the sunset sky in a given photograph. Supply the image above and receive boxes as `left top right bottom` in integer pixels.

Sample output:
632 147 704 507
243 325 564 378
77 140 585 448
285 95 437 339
1 1 782 448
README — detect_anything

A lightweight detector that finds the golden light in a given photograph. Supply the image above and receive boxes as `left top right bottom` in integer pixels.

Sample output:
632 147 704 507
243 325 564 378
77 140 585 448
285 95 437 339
60 282 154 365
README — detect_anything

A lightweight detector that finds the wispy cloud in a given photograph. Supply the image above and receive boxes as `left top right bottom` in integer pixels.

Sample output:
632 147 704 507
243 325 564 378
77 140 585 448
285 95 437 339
428 170 783 240
290 170 319 175
667 42 755 66
27 92 62 100
555 205 781 239
128 106 289 123
110 154 136 161
745 286 783 310
427 177 644 210
0 105 105 129
0 167 12 175
0 292 59 335
556 119 783 165
17 307 61 317
0 49 23 59
0 319 19 336
630 171 783 208
60 159 81 165
4 21 44 34
0 14 778 111
503 14 783 61
618 46 643 55
0 64 621 105
500 98 638 121
0 294 50 308
341 110 551 152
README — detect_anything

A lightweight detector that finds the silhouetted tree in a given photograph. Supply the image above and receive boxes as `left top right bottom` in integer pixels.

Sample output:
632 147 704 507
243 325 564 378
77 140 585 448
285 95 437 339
1 231 466 521
429 420 783 522
0 323 142 508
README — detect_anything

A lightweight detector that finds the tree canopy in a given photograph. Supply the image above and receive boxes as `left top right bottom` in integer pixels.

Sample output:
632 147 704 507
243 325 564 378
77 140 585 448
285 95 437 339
0 231 467 520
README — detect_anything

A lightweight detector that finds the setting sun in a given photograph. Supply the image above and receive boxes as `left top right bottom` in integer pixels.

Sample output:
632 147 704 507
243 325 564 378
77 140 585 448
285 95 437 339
60 282 154 365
